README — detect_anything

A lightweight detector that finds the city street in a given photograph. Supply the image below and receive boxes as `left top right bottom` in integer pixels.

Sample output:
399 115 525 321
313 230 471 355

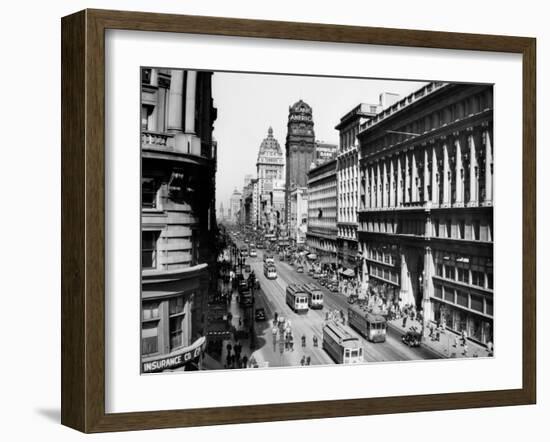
227 244 440 368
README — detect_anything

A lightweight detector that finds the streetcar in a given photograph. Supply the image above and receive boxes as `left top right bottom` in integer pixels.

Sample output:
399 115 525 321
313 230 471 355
322 321 364 364
263 254 275 265
301 283 324 309
263 262 277 280
285 284 309 313
347 305 387 343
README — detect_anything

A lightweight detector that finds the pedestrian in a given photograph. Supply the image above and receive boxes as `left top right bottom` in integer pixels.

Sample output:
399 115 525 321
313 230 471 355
302 335 306 348
306 356 311 366
226 343 232 355
402 315 408 328
487 340 494 357
300 356 305 366
242 355 248 368
235 343 241 359
313 335 318 347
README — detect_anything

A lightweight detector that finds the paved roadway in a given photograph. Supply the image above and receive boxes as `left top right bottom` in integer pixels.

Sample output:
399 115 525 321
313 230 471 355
239 247 439 367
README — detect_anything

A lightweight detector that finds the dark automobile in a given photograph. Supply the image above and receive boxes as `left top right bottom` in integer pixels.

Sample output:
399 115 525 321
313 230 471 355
402 330 422 347
255 307 267 321
329 284 339 293
347 294 358 304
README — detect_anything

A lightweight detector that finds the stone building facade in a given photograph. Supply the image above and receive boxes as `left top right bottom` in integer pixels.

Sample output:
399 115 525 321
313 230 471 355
289 185 308 246
285 100 315 225
306 158 338 264
140 68 218 372
229 188 242 223
335 103 381 273
357 82 494 346
242 178 259 227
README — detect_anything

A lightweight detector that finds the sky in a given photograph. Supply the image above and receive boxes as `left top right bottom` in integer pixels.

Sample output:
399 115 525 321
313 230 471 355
212 71 428 210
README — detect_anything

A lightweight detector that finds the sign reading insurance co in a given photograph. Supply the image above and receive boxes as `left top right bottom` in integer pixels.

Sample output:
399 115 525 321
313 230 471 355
142 336 206 373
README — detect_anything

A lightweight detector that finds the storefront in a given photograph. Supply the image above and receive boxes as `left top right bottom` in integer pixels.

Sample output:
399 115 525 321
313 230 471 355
368 277 400 305
432 299 493 345
141 264 210 371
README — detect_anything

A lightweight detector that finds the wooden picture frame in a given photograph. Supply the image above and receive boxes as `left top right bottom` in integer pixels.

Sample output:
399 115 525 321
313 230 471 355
61 8 536 433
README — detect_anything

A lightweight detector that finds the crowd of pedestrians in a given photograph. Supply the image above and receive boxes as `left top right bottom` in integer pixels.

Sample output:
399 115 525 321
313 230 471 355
224 341 255 369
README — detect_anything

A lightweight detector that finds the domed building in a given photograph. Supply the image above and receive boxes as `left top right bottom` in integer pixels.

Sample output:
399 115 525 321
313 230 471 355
256 127 284 229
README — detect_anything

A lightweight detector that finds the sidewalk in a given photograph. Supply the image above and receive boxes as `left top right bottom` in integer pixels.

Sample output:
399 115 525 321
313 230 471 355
387 317 493 359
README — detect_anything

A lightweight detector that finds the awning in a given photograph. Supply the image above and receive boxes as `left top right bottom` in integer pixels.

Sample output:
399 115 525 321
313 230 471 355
342 268 355 277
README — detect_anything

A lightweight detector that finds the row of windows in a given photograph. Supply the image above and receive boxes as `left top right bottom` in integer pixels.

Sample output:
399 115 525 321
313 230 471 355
357 215 492 242
360 131 493 210
435 264 493 290
433 284 493 317
433 218 492 241
370 263 399 284
358 217 425 236
365 245 399 266
141 230 200 270
338 226 357 238
141 295 190 356
362 89 493 156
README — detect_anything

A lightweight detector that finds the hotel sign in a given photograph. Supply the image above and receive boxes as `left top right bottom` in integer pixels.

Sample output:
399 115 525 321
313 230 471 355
142 336 206 373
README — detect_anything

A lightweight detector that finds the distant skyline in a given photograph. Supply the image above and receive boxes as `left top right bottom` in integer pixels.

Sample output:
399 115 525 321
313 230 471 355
212 71 428 211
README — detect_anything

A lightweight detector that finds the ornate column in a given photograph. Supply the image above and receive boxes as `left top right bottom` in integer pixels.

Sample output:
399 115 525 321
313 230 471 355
399 250 413 307
370 163 375 209
382 158 388 208
411 150 418 202
442 142 450 206
483 129 493 205
454 137 464 207
363 164 370 209
468 131 479 206
404 151 411 204
431 145 439 205
422 246 434 327
396 155 403 207
376 161 382 208
167 69 184 133
423 147 429 204
389 156 396 207
184 70 197 134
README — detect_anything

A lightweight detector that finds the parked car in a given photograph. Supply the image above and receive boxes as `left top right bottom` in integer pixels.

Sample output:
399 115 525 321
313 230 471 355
402 329 422 347
296 265 304 273
255 307 267 322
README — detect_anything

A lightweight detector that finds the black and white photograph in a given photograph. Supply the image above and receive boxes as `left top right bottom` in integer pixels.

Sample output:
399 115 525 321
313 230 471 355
140 68 494 374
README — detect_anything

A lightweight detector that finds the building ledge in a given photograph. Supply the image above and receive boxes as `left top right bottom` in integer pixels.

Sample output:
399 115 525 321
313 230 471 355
142 263 209 284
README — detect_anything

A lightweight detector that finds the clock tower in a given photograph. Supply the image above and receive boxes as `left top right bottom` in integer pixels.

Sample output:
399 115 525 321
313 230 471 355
285 100 315 225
